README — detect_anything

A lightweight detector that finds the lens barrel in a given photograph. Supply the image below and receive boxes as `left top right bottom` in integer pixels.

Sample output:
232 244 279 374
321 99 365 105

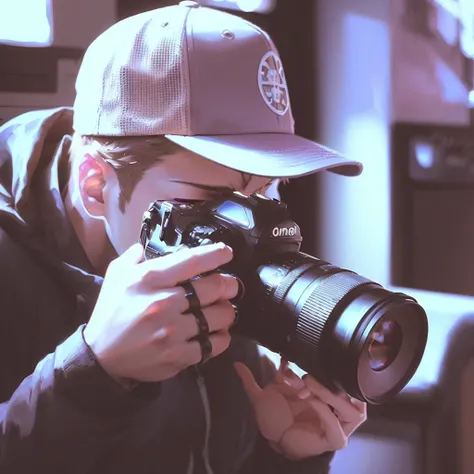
256 254 428 404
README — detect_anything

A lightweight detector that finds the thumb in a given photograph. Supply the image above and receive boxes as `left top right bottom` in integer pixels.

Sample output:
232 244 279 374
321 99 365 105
234 362 263 405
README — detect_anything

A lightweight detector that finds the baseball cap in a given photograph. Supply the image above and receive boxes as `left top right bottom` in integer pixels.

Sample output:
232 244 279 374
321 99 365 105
73 0 363 178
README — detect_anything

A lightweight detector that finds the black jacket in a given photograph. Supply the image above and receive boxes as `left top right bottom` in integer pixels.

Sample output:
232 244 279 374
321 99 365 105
0 108 334 473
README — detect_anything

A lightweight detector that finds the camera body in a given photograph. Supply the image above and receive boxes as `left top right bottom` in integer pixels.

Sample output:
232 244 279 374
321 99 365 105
139 191 308 352
140 191 303 269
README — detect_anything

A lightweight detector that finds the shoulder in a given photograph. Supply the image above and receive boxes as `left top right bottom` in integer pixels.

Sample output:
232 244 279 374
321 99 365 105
0 227 30 271
0 226 66 304
0 226 42 276
0 227 42 306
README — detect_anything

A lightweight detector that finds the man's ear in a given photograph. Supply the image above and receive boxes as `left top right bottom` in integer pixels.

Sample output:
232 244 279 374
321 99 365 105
77 153 109 218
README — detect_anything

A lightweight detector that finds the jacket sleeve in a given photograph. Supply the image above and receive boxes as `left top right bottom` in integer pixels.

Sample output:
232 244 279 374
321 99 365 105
250 434 334 474
0 325 162 474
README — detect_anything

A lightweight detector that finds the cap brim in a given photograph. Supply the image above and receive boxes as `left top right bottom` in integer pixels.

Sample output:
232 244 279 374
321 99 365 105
165 132 363 178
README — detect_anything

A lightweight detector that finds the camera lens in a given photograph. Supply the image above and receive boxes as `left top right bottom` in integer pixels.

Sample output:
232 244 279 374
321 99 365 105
139 195 427 405
247 253 428 405
367 320 403 372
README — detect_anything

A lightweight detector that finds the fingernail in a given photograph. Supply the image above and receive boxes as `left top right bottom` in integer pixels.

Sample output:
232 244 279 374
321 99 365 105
298 388 311 400
215 242 233 252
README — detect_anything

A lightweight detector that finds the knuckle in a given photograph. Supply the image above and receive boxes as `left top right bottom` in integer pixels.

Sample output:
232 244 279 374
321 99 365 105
221 301 236 325
142 300 160 318
330 439 346 451
189 347 202 366
213 274 227 296
223 332 232 349
161 346 181 365
158 295 176 312
217 331 231 351
143 296 174 319
141 267 158 286
151 324 174 344
337 437 348 450
229 278 240 299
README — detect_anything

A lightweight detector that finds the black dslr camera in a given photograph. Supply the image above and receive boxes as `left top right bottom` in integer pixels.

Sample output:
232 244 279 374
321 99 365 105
139 192 428 404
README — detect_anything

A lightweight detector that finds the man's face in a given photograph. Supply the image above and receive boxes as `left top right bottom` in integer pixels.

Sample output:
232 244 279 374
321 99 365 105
101 150 273 255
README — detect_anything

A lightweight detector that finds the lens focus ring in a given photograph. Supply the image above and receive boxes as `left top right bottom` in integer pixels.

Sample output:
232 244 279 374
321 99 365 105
296 272 374 350
274 262 315 303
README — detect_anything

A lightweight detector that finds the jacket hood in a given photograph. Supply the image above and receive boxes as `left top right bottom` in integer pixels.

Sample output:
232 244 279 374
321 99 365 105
0 107 72 240
0 107 101 305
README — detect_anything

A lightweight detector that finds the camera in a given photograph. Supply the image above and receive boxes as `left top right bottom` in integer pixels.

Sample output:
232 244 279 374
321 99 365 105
139 191 428 404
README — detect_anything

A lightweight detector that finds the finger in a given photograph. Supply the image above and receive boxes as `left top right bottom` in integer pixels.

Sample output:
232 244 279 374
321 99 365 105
302 375 366 424
138 242 233 289
291 399 319 419
266 379 302 400
296 387 312 400
275 358 290 385
281 366 306 391
340 398 367 437
279 358 289 373
279 424 327 459
234 367 294 443
268 441 284 455
233 362 264 405
350 397 367 416
176 273 239 313
306 397 347 451
181 330 232 367
177 300 237 341
341 418 364 438
143 297 236 344
270 370 307 401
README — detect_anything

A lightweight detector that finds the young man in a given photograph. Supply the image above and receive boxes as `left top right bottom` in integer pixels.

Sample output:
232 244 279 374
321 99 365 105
0 2 366 473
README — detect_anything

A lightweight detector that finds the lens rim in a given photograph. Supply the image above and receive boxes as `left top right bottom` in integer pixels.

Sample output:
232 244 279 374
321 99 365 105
354 298 428 404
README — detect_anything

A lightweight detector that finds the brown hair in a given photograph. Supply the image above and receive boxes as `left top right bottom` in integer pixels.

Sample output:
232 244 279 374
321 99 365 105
69 133 182 212
69 134 281 212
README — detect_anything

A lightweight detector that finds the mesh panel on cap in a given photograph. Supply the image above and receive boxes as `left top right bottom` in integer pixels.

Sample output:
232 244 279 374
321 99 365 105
74 6 190 136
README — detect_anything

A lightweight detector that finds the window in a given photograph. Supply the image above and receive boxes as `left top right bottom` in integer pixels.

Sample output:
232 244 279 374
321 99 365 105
0 0 53 47
430 0 474 58
199 0 276 14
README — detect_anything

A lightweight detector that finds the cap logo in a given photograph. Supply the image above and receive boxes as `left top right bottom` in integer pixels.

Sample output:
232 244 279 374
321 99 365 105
258 51 289 116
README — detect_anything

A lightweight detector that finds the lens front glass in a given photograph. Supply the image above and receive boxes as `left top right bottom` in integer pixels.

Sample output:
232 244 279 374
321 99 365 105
367 320 403 372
